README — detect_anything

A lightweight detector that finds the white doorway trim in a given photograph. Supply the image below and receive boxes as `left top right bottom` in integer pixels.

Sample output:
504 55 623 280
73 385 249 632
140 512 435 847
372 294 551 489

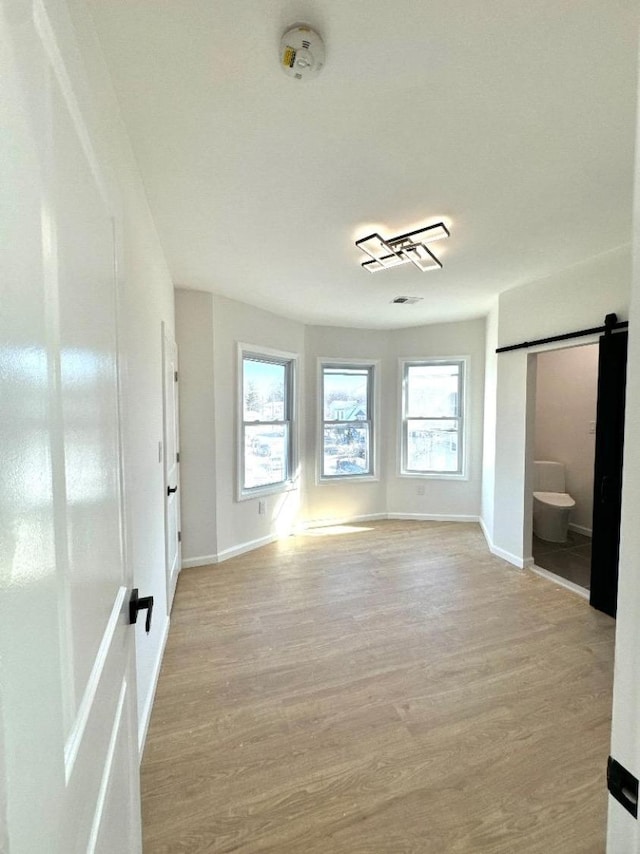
162 323 182 612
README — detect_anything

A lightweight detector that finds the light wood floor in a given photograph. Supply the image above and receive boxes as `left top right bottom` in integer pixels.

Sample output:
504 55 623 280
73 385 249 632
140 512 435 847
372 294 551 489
141 521 615 853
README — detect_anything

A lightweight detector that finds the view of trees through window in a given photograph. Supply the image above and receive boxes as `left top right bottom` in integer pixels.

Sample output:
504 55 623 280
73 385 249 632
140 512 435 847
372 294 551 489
322 366 372 477
242 357 290 490
404 362 462 473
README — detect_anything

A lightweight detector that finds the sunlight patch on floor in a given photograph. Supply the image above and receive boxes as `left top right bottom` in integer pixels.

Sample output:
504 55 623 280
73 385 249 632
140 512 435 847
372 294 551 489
300 524 374 537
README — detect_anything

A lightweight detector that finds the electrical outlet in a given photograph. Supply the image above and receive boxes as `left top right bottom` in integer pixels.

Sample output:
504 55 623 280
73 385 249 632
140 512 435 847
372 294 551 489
258 499 266 515
416 484 425 496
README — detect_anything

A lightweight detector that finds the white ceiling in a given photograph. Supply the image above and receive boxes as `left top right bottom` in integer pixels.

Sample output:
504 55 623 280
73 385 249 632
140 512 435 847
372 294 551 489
89 0 639 329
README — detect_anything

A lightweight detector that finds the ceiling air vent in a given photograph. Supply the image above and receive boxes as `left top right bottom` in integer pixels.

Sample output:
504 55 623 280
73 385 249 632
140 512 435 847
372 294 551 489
392 296 423 305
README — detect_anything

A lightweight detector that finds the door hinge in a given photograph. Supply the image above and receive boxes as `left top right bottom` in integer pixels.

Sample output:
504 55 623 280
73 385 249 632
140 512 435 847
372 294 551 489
174 370 178 382
178 531 182 543
608 757 638 818
176 451 180 463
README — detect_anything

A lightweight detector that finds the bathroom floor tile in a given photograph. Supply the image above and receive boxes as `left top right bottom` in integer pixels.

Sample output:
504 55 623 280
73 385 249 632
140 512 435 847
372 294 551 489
531 535 560 556
569 543 592 560
532 534 592 591
565 531 591 549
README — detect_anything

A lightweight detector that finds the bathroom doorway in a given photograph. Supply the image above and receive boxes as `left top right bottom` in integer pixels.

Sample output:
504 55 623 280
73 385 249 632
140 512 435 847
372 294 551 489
532 343 599 591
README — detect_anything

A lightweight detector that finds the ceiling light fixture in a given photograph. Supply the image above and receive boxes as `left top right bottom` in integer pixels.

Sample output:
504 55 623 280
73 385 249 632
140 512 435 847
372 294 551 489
355 222 450 273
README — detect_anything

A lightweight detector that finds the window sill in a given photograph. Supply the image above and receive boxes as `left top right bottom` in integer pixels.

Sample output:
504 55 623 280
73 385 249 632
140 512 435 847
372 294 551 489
318 474 380 485
237 480 297 502
398 471 469 482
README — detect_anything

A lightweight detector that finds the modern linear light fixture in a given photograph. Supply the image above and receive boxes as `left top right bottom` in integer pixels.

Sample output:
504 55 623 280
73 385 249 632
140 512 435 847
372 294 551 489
355 222 450 273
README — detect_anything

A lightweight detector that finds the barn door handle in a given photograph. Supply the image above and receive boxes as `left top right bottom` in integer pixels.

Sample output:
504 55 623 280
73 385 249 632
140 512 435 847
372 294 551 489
600 475 611 504
129 588 154 634
167 485 178 496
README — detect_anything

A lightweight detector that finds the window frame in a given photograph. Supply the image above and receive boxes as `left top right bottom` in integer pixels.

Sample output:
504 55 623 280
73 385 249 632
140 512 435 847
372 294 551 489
399 357 468 480
317 358 380 483
237 343 298 501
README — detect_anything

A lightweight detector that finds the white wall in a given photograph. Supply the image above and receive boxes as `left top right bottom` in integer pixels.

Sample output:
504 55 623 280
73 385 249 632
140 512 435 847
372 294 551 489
175 292 307 563
498 247 630 349
534 344 598 532
386 319 485 520
481 303 499 542
304 321 486 527
69 1 175 752
488 246 630 565
212 296 306 557
175 290 217 564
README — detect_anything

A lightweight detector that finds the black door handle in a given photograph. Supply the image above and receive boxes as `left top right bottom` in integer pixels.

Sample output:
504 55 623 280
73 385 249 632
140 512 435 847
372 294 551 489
129 588 154 633
167 485 178 496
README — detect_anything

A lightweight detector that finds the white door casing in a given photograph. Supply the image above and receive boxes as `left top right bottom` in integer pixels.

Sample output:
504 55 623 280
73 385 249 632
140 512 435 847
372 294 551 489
1 2 141 851
162 325 181 611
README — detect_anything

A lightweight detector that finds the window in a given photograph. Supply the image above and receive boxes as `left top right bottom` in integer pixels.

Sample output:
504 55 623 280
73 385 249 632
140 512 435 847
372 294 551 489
401 359 465 476
239 346 296 498
321 363 374 478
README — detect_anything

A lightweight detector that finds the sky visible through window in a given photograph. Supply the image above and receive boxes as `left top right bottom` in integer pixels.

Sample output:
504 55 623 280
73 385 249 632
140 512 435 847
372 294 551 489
407 364 459 417
323 368 368 420
243 358 285 421
405 363 461 473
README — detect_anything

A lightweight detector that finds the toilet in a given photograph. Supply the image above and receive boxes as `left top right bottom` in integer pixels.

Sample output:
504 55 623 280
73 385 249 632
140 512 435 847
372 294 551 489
533 461 576 543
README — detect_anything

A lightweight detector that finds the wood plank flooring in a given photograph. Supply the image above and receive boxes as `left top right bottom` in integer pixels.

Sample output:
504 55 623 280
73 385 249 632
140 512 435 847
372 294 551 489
141 520 615 853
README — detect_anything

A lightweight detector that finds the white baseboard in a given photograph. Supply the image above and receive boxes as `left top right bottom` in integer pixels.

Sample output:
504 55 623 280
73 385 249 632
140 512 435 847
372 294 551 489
479 517 492 548
206 516 480 564
299 513 387 530
181 533 281 568
216 533 278 563
568 522 592 538
529 563 589 600
183 515 483 569
300 513 478 529
488 544 526 569
138 615 170 760
479 516 526 569
181 553 218 569
387 513 480 523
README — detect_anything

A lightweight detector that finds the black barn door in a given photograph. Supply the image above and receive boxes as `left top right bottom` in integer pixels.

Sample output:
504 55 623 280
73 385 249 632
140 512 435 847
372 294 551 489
590 330 628 617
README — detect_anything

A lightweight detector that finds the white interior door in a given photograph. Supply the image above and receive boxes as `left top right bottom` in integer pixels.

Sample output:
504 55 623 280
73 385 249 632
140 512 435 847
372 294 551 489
1 3 141 851
606 27 640 854
607 321 640 852
163 326 182 611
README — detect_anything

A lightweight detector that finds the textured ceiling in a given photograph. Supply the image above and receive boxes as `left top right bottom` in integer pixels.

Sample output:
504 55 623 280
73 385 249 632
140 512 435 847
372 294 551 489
89 0 639 328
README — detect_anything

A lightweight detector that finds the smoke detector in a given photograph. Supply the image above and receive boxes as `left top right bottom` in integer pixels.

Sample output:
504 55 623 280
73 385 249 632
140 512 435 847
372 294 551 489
280 25 325 80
